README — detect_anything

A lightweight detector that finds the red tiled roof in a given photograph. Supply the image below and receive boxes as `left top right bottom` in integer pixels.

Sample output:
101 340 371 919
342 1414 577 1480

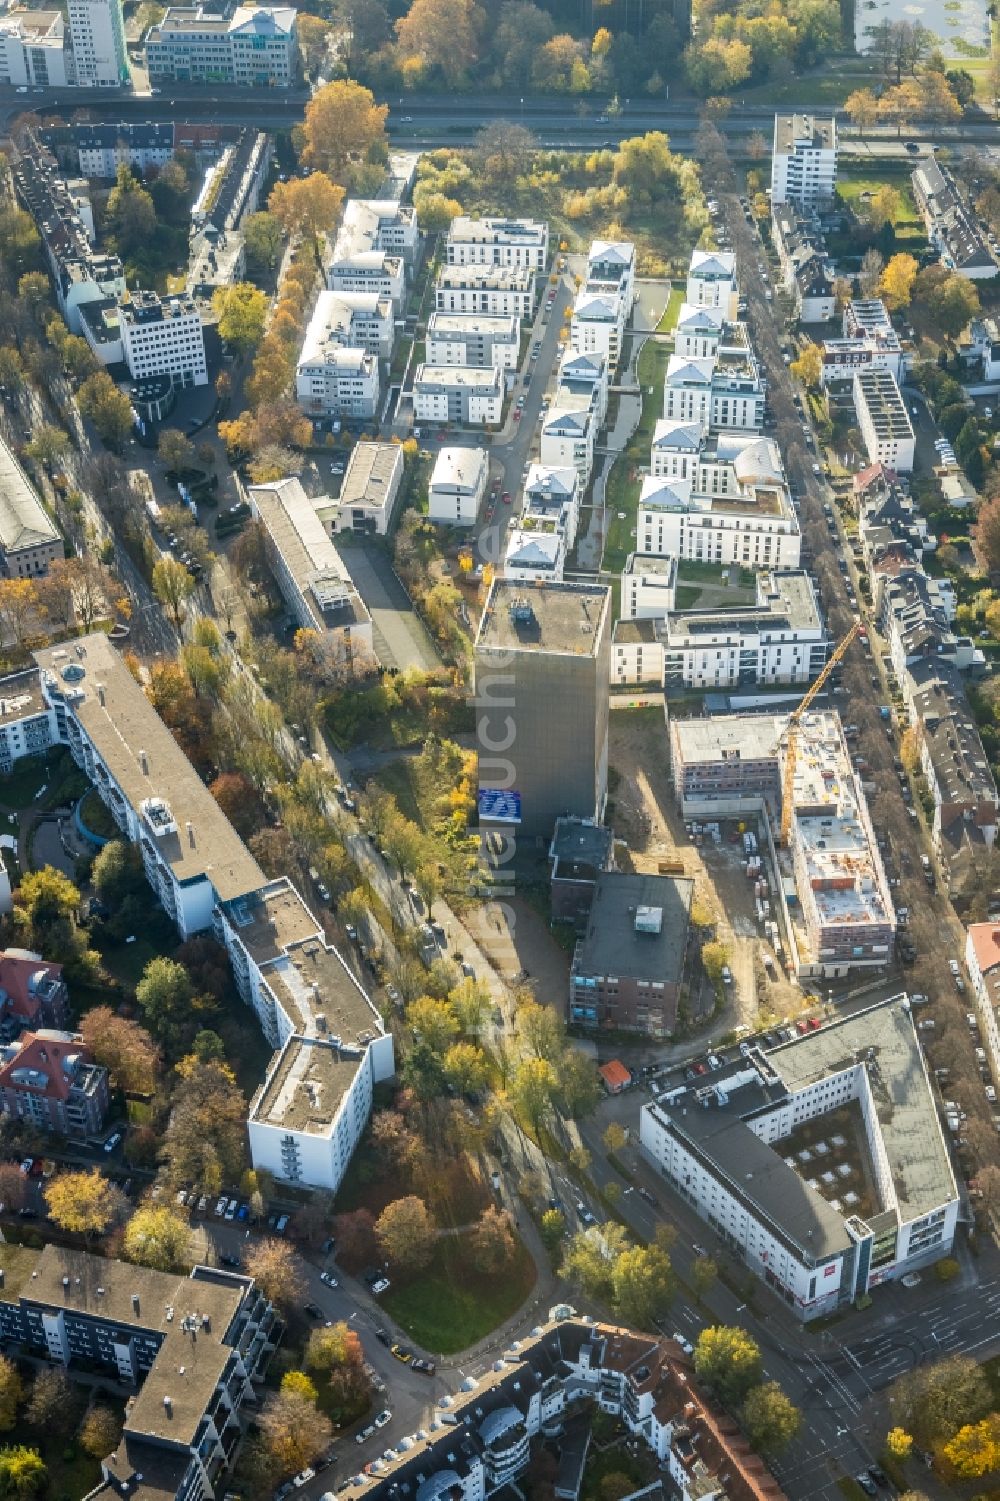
0 1031 87 1101
599 1060 631 1090
969 922 1000 978
0 953 62 1023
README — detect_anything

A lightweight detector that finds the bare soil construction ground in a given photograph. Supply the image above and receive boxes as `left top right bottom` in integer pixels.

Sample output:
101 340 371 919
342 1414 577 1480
608 707 805 1038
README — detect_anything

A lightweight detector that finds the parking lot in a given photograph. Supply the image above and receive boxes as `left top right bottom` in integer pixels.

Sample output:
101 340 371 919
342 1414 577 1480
337 542 441 673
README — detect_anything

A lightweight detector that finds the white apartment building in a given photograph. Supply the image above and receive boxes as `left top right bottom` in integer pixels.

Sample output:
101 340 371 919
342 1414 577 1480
570 287 626 372
119 291 207 389
425 311 519 372
435 265 535 318
146 4 297 86
427 445 488 526
504 521 566 582
686 250 738 318
71 122 174 178
539 402 595 483
854 368 915 473
413 365 502 427
650 419 704 481
674 303 725 359
331 197 419 268
249 477 374 658
0 11 68 86
641 997 958 1320
612 569 827 690
821 337 905 386
556 348 608 429
587 239 636 310
966 923 1000 1100
446 216 548 270
662 353 764 434
621 553 677 621
297 289 394 369
327 249 405 309
638 433 801 570
771 113 838 206
0 637 394 1198
524 463 580 550
68 0 129 85
296 342 379 420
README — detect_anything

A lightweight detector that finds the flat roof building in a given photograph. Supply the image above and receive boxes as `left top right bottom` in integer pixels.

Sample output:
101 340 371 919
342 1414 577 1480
641 995 959 1320
413 363 502 427
0 434 62 580
435 264 535 318
853 368 915 473
427 444 488 526
322 441 403 536
670 714 782 819
120 290 208 390
475 579 610 838
248 477 374 662
570 871 693 1037
771 113 837 207
446 215 548 270
146 4 297 87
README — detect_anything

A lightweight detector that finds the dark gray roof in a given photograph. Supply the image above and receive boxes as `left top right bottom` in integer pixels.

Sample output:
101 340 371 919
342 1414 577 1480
573 872 693 983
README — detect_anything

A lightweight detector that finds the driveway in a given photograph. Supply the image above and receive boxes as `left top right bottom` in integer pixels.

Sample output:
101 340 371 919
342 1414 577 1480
337 542 441 673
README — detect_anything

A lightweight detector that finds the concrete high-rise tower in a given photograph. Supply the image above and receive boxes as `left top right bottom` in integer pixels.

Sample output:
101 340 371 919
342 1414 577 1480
475 578 611 841
68 0 129 87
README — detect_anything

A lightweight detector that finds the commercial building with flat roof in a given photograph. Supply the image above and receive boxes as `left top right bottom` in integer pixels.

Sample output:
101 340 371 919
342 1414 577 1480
248 477 374 661
641 996 959 1320
570 871 693 1036
0 435 62 580
120 290 208 389
549 816 614 924
0 9 68 86
475 579 611 839
670 714 782 819
146 3 297 86
771 113 837 207
853 369 915 472
323 441 403 536
0 1244 278 1501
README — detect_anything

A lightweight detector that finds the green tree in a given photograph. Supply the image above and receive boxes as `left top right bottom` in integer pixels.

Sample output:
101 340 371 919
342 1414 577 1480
886 1427 914 1461
152 556 196 628
562 1224 630 1302
0 1446 46 1497
941 1414 1000 1477
212 283 269 356
604 1122 627 1156
23 1368 77 1438
375 1195 436 1271
740 1381 802 1452
692 1253 719 1303
25 425 68 472
78 1404 122 1459
470 1204 516 1272
44 1169 122 1239
14 867 80 939
540 1208 566 1251
107 164 157 255
17 272 50 321
258 1388 332 1478
121 1205 190 1270
78 371 133 449
158 428 194 472
790 342 822 389
135 956 195 1051
407 995 459 1053
281 1370 319 1404
611 1243 675 1327
0 1359 21 1433
161 1058 246 1189
510 1056 558 1135
694 1326 763 1405
79 1006 159 1094
0 208 40 276
394 0 485 87
443 1041 490 1097
516 998 564 1062
243 211 284 272
244 1237 305 1312
890 1354 991 1450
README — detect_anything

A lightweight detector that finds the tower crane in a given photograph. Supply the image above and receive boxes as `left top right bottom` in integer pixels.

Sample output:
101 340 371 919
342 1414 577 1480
779 621 863 846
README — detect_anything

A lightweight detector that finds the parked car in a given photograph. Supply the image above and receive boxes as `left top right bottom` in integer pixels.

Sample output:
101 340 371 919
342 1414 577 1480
356 1424 376 1445
320 1270 339 1287
672 1331 694 1356
371 1277 390 1295
391 1344 412 1363
103 1132 122 1154
856 1474 878 1497
374 1409 392 1429
411 1357 436 1374
374 1328 391 1346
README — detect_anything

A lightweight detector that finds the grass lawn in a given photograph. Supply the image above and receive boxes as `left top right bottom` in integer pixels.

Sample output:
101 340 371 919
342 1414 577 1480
78 786 119 840
337 1141 490 1229
97 934 160 990
0 753 52 810
382 1231 536 1355
603 337 672 576
581 1441 657 1501
836 171 929 254
658 285 684 335
38 1443 101 1501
